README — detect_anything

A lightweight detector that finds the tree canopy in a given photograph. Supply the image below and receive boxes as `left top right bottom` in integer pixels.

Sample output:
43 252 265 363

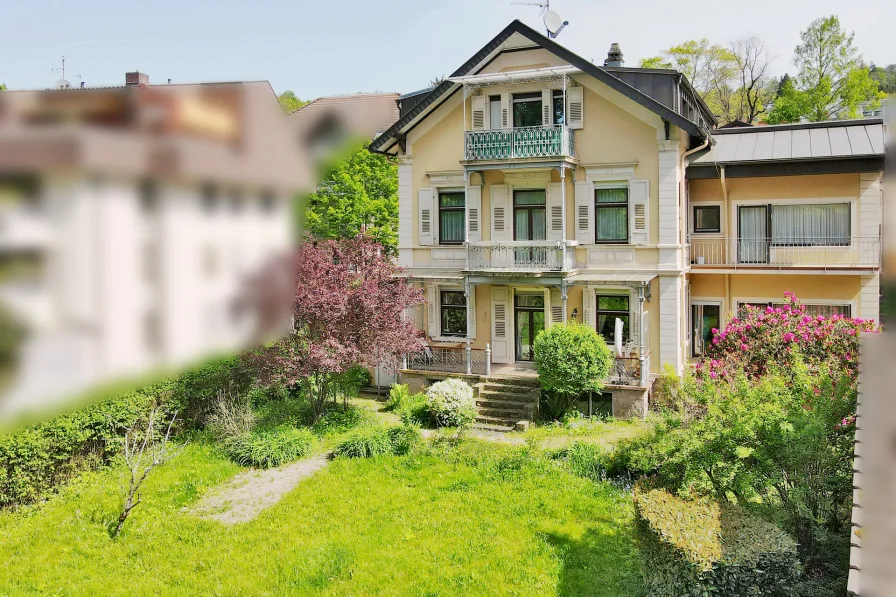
304 147 399 254
768 15 883 122
277 90 306 114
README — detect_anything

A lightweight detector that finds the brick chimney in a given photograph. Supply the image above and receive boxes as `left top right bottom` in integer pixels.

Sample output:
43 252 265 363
125 71 149 87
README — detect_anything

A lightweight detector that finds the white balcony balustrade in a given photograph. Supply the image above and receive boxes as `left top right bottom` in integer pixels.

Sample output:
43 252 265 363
465 241 577 272
464 125 575 161
688 236 881 269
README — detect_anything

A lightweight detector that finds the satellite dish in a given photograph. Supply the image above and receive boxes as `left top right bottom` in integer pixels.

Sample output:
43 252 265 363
543 10 563 34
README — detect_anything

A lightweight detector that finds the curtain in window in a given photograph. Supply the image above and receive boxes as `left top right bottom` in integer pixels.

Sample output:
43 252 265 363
596 207 627 241
739 206 768 263
596 188 628 203
772 303 851 318
771 203 849 246
440 211 464 243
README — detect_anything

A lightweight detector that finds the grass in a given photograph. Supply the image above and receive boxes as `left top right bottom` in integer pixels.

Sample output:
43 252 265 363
513 416 651 451
0 434 643 596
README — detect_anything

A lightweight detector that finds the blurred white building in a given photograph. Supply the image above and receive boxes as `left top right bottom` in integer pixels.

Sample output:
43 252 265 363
0 73 310 419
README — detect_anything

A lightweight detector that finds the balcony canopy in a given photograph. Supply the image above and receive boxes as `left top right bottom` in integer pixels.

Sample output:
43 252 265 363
566 272 656 287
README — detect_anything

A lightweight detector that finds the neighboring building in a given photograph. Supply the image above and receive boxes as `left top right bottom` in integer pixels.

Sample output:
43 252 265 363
0 73 308 418
369 20 885 426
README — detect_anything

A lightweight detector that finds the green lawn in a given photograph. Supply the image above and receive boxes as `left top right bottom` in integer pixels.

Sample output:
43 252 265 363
0 435 643 596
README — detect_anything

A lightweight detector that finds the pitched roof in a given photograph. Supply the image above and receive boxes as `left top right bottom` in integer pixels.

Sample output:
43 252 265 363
690 119 885 164
369 20 714 154
289 92 400 140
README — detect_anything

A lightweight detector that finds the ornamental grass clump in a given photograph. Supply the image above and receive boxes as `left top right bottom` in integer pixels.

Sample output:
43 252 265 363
333 425 421 458
425 378 476 429
224 427 316 468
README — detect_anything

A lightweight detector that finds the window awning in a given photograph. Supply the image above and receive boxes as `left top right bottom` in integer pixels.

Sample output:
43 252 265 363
565 272 656 285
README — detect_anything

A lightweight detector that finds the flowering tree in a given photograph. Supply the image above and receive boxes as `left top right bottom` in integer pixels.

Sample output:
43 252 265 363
249 236 424 423
700 292 876 383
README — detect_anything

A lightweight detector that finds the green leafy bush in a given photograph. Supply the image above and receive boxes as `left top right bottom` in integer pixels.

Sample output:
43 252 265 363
223 427 316 468
533 323 613 420
171 356 253 424
312 405 370 436
333 365 372 399
425 378 476 429
386 425 421 456
396 393 431 427
633 481 800 597
557 441 611 482
384 383 410 411
333 426 393 458
0 380 175 508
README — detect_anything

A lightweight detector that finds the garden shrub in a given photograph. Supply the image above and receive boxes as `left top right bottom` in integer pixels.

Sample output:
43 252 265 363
312 404 370 436
223 427 316 468
558 441 610 482
425 378 476 429
533 323 613 420
0 380 175 508
384 383 410 411
333 365 372 400
396 393 430 427
171 355 254 424
206 391 255 440
333 426 393 458
633 481 800 597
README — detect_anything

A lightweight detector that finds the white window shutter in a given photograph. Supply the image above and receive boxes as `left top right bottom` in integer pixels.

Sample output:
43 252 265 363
567 86 583 129
629 179 649 245
549 288 563 328
468 285 477 339
574 181 594 245
582 287 595 329
419 187 434 246
491 286 510 363
490 184 509 241
427 284 438 338
542 89 552 126
471 95 485 131
466 184 482 242
500 93 510 129
547 182 563 241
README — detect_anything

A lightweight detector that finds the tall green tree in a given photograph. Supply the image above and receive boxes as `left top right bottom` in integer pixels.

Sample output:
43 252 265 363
869 63 896 94
277 90 305 114
304 147 398 254
768 15 883 122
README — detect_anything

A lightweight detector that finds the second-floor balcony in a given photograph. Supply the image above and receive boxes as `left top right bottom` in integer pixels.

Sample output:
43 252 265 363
688 235 881 269
465 240 577 273
464 125 575 162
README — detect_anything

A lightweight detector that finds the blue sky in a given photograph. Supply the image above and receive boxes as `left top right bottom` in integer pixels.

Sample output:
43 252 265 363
2 0 893 99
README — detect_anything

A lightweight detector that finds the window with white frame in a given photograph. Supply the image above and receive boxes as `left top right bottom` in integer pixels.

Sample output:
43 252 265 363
770 203 850 246
512 92 542 128
596 294 630 343
440 290 467 336
438 191 465 245
595 187 629 243
737 301 851 319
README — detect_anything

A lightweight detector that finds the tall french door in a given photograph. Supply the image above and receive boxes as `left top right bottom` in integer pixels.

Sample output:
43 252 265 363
738 205 769 263
514 294 545 361
691 304 721 357
513 190 547 266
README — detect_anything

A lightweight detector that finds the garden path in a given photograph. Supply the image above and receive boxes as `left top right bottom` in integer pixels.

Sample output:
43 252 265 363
185 453 331 524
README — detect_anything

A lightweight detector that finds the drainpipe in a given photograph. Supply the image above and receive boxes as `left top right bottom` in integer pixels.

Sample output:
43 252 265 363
720 165 731 264
638 284 647 386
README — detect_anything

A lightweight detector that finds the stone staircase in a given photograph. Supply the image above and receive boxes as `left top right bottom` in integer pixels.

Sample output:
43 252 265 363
473 377 541 431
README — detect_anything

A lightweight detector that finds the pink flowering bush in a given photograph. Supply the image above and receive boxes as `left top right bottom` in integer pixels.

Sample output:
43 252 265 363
699 292 876 384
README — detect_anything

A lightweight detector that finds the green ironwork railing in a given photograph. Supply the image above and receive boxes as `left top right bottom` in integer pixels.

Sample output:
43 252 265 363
464 125 574 161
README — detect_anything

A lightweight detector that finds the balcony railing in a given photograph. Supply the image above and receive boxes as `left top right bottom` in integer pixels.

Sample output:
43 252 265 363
464 125 575 161
404 346 489 376
688 236 881 269
609 352 651 387
466 241 577 272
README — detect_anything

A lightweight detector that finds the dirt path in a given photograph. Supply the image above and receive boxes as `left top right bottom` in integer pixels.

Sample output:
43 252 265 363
185 454 331 525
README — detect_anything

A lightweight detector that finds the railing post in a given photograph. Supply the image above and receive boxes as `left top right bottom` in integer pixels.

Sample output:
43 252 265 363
485 343 492 377
402 353 407 370
465 340 472 375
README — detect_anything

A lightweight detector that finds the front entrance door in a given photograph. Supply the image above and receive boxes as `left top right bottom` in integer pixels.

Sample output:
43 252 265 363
738 205 768 263
515 293 545 361
691 303 721 357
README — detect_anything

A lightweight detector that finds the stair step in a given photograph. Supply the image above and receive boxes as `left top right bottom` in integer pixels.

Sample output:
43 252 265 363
479 385 537 397
473 422 515 433
475 415 520 428
478 405 532 417
477 390 537 402
476 398 535 410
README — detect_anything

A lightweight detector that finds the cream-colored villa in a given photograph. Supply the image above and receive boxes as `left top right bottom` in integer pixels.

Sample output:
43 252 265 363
369 21 885 425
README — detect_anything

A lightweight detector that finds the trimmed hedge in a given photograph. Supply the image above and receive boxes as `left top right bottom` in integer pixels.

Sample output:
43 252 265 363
633 481 800 596
0 380 175 508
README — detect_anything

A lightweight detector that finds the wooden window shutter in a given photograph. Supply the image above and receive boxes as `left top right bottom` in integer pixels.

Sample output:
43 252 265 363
500 93 510 129
466 184 482 242
567 86 583 129
491 286 510 363
629 179 649 245
471 95 485 131
490 184 509 241
547 182 563 241
574 181 594 244
418 187 434 246
542 89 552 126
427 284 438 337
549 288 563 328
582 287 595 328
